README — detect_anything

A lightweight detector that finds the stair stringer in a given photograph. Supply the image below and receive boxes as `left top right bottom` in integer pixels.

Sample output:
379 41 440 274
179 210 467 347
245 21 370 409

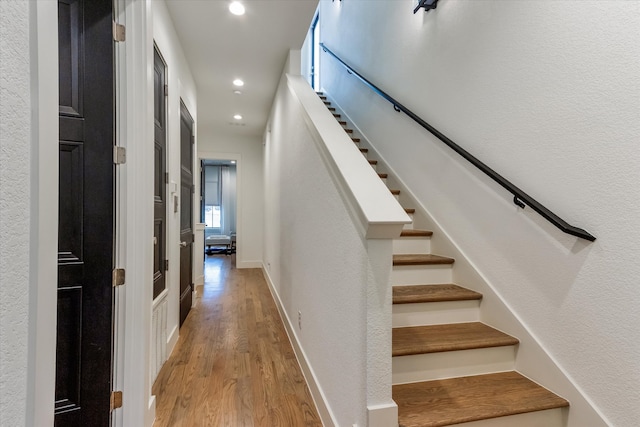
329 99 610 427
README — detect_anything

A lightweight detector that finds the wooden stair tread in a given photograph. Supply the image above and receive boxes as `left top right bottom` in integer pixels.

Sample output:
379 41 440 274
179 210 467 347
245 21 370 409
378 173 388 179
352 138 361 142
323 101 331 105
360 148 369 153
345 129 354 133
390 189 401 195
404 208 415 214
400 229 433 237
392 322 518 356
393 284 482 304
393 371 569 427
319 96 327 100
393 254 454 266
368 159 378 165
333 113 341 118
338 120 347 125
327 107 335 111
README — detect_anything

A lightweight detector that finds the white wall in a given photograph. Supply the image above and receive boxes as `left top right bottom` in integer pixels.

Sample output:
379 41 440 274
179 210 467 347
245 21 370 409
1 2 59 426
0 2 32 425
152 0 197 351
263 69 369 427
319 1 640 426
198 132 264 268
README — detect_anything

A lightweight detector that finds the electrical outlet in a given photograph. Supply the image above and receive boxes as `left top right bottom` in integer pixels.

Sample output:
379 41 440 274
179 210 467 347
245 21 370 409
298 311 302 330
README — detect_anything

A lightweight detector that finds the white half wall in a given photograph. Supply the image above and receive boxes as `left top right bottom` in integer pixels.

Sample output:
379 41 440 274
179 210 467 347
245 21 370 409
264 70 368 427
319 1 640 426
198 134 264 269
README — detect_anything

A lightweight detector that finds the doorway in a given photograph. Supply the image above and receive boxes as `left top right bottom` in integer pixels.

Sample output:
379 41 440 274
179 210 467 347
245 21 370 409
200 159 238 257
56 0 115 424
179 101 195 327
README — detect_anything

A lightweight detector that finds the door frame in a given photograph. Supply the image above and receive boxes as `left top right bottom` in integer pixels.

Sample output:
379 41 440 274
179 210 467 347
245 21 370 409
28 2 60 426
197 151 242 266
112 0 155 426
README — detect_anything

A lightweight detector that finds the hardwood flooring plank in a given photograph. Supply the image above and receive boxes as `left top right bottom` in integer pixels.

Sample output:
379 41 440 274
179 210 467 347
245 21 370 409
152 255 322 427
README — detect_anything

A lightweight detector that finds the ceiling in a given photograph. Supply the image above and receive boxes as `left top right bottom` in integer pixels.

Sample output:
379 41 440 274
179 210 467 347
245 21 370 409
165 0 319 139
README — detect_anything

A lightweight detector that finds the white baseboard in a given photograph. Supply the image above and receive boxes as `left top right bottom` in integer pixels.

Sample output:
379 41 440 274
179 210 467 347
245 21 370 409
146 395 156 427
166 325 178 358
261 264 338 427
194 273 204 287
368 402 398 427
237 260 263 269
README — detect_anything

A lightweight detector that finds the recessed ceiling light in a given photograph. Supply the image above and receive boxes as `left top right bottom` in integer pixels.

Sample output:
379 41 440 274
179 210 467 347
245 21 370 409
233 79 244 87
229 2 245 16
233 114 243 120
233 90 242 95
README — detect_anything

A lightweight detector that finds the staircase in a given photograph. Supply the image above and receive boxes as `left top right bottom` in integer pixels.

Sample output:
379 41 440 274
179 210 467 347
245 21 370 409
318 93 570 427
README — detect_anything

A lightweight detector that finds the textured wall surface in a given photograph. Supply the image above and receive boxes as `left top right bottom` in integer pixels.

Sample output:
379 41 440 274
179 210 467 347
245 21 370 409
263 72 373 427
320 1 640 426
0 1 31 425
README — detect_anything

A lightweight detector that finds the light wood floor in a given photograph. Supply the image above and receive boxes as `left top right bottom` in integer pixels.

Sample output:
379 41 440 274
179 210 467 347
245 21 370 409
152 255 322 427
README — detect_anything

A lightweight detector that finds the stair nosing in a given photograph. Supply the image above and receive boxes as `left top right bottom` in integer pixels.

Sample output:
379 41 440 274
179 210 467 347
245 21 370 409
392 284 482 304
393 254 454 266
393 371 569 427
399 229 433 237
392 322 519 356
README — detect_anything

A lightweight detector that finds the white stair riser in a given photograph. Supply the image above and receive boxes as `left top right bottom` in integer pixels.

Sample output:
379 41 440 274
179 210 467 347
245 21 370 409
392 264 452 285
403 216 414 230
392 300 480 327
361 151 368 159
370 163 377 171
393 193 400 201
429 408 566 427
380 177 387 184
393 237 431 254
392 346 515 384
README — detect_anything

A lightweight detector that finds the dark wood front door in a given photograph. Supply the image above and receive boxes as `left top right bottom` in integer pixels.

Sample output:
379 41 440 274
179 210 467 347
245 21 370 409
56 0 114 425
153 47 168 299
179 101 194 327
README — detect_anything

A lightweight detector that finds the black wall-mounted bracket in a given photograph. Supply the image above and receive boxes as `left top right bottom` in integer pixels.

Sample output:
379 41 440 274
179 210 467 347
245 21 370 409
414 0 439 14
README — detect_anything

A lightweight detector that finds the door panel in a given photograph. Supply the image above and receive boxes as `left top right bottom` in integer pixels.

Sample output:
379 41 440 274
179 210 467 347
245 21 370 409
153 48 167 299
179 102 194 327
56 0 114 425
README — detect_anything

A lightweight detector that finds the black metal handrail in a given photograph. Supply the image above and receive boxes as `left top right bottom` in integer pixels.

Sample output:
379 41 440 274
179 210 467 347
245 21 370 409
320 43 596 241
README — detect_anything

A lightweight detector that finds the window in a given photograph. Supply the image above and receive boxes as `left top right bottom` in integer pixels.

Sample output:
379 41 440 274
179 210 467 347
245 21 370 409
311 13 320 90
204 205 221 228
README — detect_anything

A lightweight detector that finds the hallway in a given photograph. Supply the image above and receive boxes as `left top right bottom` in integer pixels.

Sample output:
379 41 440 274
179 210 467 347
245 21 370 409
152 255 322 426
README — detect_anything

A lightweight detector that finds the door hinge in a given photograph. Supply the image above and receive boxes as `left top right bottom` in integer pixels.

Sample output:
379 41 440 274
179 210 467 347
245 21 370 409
192 233 195 242
165 172 169 184
112 22 126 42
113 146 126 165
112 269 126 287
164 84 169 97
191 135 195 144
191 185 195 194
164 259 169 271
110 390 123 411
